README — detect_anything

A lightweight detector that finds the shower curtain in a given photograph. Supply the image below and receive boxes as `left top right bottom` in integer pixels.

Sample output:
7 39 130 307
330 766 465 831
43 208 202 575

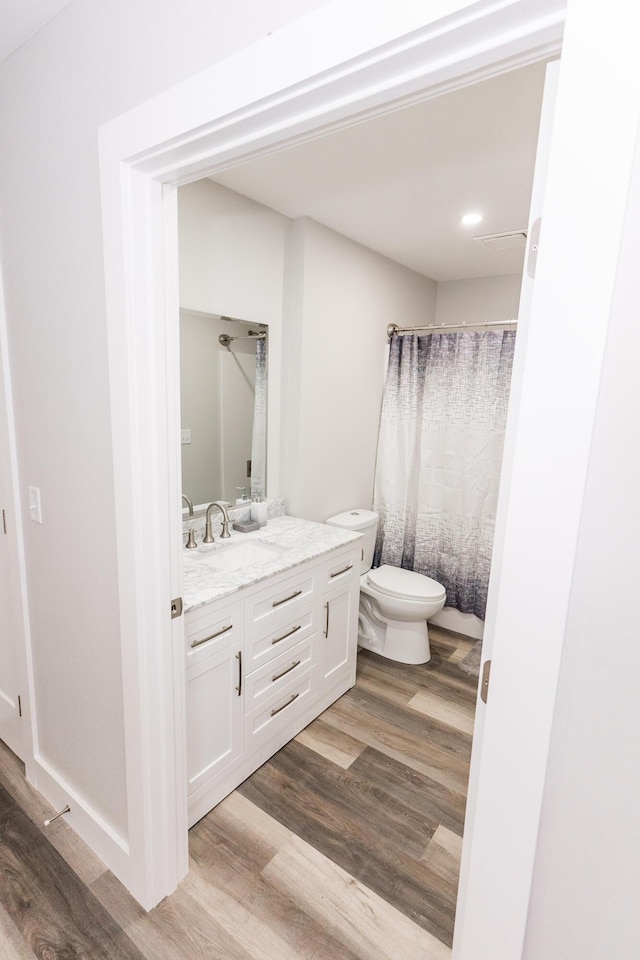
373 330 516 620
250 336 267 499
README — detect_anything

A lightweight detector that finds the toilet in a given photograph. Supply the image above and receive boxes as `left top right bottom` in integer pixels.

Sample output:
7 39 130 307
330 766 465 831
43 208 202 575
325 509 446 665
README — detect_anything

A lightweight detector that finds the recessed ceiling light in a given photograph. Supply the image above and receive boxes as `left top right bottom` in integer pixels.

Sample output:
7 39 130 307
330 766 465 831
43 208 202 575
461 212 483 226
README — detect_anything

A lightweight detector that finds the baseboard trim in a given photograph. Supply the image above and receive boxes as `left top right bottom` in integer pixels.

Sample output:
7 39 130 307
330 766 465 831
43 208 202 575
29 752 132 883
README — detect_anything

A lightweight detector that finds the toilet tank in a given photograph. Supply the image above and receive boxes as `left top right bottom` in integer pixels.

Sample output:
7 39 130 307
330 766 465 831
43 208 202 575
325 509 379 574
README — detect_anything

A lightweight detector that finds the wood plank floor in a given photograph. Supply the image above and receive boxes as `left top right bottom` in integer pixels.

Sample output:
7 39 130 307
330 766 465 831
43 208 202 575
0 627 478 960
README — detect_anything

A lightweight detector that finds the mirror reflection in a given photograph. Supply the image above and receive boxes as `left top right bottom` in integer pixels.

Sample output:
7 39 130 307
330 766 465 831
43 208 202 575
180 311 267 509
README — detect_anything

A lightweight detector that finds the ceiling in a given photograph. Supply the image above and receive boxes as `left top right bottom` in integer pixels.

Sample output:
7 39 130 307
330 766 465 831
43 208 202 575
212 60 550 283
0 0 72 65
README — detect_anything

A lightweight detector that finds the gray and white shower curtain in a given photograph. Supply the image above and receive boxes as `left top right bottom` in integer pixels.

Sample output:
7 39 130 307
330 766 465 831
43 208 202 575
250 336 267 499
373 330 516 620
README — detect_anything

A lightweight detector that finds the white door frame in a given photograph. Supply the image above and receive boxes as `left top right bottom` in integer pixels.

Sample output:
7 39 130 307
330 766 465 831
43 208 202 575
99 0 637 951
98 0 564 917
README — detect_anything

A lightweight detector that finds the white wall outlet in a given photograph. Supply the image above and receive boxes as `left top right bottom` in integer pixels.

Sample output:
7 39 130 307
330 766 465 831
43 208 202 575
28 485 42 523
181 429 191 444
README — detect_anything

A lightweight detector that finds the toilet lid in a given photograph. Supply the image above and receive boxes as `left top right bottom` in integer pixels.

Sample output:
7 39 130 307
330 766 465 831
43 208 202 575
366 564 446 602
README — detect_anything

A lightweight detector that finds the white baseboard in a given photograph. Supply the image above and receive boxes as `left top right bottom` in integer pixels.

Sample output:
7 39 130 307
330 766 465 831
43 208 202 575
29 752 133 886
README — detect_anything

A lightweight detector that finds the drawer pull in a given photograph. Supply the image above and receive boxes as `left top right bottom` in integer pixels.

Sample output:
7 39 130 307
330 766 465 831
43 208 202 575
272 589 302 608
272 624 301 646
190 623 232 648
271 693 299 717
272 660 301 683
330 563 353 579
236 650 242 696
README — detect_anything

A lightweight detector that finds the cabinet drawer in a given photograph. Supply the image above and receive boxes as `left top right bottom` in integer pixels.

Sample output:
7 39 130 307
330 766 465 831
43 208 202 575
186 600 243 666
244 603 317 672
245 666 316 746
245 566 317 631
321 546 361 587
244 634 315 711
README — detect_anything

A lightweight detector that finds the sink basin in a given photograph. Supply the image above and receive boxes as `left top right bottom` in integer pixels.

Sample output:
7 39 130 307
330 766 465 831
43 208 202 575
199 540 283 572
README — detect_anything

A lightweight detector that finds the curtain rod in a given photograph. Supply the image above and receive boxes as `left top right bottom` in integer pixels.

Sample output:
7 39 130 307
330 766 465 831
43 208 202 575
218 331 266 347
387 320 517 339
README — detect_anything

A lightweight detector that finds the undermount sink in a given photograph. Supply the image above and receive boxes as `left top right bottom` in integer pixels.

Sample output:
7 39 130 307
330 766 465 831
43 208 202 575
199 540 284 572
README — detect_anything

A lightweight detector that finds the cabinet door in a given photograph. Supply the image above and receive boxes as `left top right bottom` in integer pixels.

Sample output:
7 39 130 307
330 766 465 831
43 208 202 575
321 577 359 685
186 643 243 799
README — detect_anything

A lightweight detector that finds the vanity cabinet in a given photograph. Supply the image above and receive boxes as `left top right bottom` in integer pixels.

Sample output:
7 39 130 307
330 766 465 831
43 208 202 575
186 540 360 827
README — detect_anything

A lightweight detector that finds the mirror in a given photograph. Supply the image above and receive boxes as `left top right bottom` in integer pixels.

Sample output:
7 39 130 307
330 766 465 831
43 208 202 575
179 310 267 510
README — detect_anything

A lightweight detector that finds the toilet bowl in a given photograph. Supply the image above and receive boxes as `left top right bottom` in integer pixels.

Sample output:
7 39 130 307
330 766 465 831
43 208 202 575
325 510 446 665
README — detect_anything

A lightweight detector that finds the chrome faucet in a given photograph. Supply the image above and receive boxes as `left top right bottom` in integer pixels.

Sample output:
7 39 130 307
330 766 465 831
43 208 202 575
181 494 194 516
203 501 233 542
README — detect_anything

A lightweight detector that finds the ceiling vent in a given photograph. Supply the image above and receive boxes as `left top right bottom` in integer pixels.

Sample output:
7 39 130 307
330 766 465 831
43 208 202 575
474 230 527 251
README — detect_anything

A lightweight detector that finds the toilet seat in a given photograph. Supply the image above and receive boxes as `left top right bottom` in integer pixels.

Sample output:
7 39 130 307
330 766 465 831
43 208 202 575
366 565 446 603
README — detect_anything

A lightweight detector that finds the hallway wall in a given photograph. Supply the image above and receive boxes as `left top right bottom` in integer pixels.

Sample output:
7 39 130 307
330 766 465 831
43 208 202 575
0 0 329 842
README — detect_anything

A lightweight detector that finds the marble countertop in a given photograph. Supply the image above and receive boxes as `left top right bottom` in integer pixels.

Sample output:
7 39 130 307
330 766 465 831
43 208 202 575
182 515 361 612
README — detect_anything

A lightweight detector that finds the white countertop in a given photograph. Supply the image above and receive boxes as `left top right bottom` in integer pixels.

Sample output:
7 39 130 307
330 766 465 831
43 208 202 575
182 515 361 612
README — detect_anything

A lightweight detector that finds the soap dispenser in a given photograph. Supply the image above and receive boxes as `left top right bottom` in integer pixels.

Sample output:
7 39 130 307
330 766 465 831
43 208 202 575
250 497 268 527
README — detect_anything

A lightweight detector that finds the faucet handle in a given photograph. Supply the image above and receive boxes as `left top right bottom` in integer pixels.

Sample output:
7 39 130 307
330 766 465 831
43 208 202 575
185 527 198 549
220 518 233 539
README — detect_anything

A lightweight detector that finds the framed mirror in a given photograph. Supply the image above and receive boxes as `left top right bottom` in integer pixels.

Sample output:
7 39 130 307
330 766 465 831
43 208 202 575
179 310 267 510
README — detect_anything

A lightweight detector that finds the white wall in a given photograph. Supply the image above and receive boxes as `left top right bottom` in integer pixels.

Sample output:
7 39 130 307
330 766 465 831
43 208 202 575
178 179 288 323
179 179 289 505
178 177 290 508
0 0 329 843
284 217 437 522
435 274 522 326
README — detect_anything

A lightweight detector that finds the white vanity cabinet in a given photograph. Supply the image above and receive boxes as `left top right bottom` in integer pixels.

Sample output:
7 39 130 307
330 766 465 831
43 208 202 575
186 539 361 827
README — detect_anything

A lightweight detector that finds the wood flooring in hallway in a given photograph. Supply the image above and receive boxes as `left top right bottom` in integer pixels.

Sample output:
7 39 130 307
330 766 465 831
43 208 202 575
0 627 479 960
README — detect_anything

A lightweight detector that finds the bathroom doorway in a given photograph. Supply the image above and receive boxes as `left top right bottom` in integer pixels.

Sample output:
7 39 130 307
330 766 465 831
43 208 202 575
104 11 620 956
175 56 560 946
